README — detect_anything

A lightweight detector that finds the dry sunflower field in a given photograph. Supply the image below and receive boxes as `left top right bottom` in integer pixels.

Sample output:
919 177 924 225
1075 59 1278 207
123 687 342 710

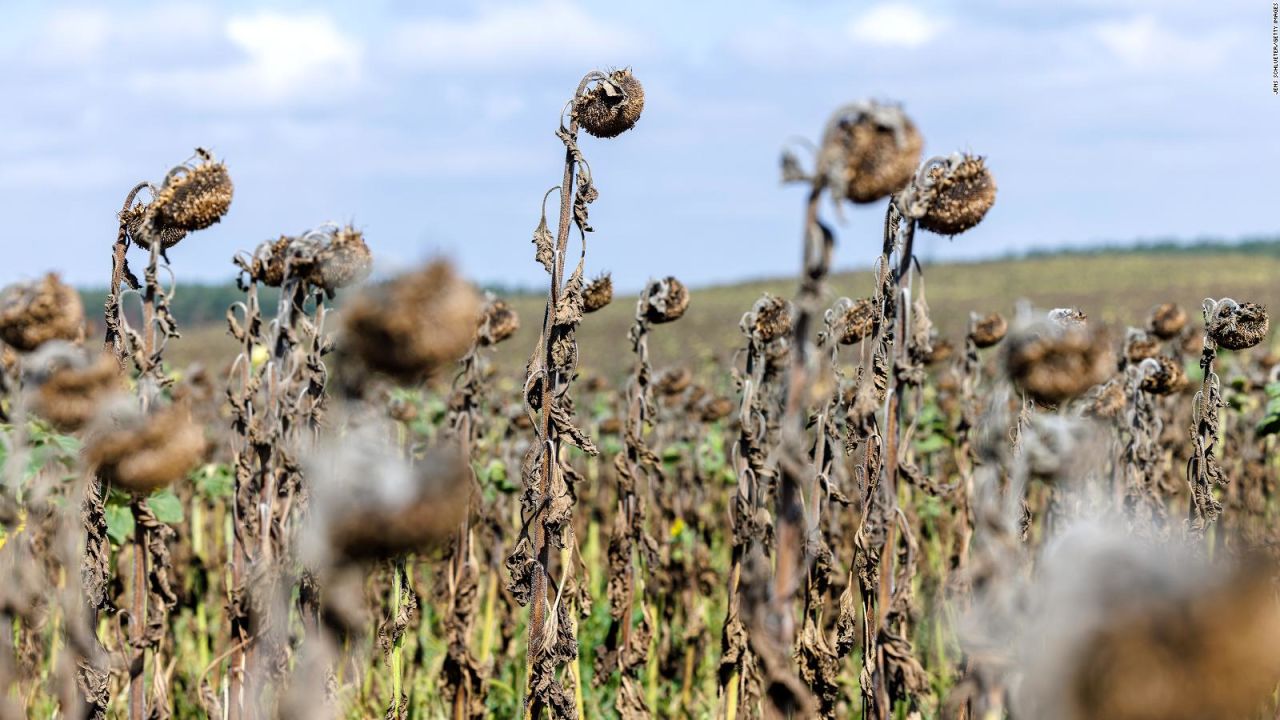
0 68 1278 720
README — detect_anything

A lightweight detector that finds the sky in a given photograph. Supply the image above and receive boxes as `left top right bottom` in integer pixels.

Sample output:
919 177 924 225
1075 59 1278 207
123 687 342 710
0 0 1276 291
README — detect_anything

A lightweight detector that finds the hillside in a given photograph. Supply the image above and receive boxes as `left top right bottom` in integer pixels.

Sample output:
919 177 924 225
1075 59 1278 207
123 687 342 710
148 250 1280 383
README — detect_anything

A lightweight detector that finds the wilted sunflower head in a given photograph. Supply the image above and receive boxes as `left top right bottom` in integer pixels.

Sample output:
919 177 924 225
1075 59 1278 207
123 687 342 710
969 312 1009 349
575 69 645 139
925 336 955 366
84 401 206 494
124 203 188 251
1018 535 1280 720
0 273 84 353
245 236 294 287
1206 299 1269 351
906 153 997 236
311 432 471 564
130 148 233 250
1136 356 1184 396
744 294 792 344
1004 318 1113 406
1123 328 1162 364
821 101 923 204
308 226 373 293
698 395 735 423
150 148 233 232
336 260 481 389
640 276 689 324
583 273 614 313
829 297 877 345
1084 379 1127 420
477 296 520 346
655 366 693 396
22 342 122 432
1148 302 1187 340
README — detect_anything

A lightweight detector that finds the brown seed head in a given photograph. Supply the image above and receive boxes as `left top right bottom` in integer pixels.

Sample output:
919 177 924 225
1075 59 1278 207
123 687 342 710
1207 301 1269 351
338 261 481 386
576 69 645 139
1085 380 1127 420
23 343 122 431
1138 356 1184 396
583 273 614 313
150 150 234 232
85 403 206 494
478 297 520 346
825 102 924 204
916 154 997 236
0 273 84 352
746 294 792 343
1004 321 1114 405
970 312 1008 349
0 347 15 376
1056 558 1280 720
308 226 373 292
1148 303 1187 340
925 337 954 366
655 367 692 396
699 396 735 423
124 204 188 251
640 276 689 324
1124 329 1162 364
247 236 295 287
832 297 877 345
325 444 471 563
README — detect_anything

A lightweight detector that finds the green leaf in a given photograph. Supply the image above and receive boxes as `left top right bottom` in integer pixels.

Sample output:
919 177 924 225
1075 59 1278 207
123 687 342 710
148 489 185 525
1257 383 1280 437
483 459 519 494
49 433 81 454
194 463 234 499
914 434 949 454
106 505 134 545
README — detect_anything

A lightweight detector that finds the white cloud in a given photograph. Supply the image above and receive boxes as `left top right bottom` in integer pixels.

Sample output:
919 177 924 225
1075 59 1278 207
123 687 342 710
225 12 362 94
1093 14 1234 71
848 3 947 49
128 10 364 109
388 0 644 72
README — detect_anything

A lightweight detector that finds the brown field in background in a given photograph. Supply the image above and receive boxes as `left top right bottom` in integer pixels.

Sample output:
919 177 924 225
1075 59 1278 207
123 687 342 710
167 251 1280 383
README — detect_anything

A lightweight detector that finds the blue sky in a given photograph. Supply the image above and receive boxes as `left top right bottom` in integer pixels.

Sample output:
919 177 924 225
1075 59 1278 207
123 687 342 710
1 0 1275 290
